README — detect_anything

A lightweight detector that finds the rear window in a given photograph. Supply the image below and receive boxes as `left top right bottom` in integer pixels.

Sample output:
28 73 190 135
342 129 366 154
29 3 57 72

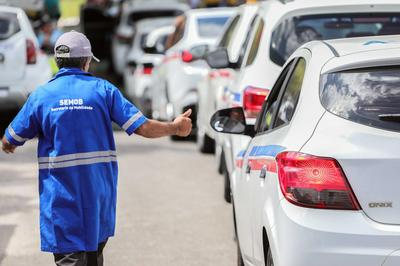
128 10 184 26
197 16 230 37
0 12 20 40
271 13 400 66
320 66 400 132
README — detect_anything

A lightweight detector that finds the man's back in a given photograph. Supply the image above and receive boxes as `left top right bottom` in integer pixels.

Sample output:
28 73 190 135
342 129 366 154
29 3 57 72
5 67 147 253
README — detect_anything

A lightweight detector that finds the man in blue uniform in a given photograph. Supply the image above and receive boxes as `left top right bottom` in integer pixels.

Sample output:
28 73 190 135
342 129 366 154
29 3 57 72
1 31 192 266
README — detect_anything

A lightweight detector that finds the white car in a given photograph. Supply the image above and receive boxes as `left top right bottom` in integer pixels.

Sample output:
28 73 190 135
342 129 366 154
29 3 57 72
151 7 235 138
0 0 44 13
123 19 174 117
0 6 51 112
208 0 400 205
111 0 188 76
210 34 400 266
197 3 258 154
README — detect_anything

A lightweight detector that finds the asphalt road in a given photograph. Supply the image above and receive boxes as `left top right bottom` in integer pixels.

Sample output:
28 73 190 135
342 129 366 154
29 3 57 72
0 132 236 266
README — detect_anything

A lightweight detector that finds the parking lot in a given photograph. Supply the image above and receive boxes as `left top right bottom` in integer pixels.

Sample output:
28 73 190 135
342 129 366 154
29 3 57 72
0 132 236 266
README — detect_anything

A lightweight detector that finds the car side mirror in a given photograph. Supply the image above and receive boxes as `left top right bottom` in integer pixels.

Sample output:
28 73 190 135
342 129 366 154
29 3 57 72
210 107 247 135
206 47 230 69
182 44 210 63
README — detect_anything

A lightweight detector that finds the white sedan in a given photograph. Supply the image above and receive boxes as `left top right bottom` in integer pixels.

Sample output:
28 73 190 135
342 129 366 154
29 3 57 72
210 35 400 266
0 6 52 112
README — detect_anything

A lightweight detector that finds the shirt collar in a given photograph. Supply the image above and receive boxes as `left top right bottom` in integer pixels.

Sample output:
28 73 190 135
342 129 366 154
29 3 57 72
50 68 93 82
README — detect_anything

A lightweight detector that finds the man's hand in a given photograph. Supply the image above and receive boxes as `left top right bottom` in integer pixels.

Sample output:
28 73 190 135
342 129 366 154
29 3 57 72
173 109 193 137
2 136 16 154
135 109 193 138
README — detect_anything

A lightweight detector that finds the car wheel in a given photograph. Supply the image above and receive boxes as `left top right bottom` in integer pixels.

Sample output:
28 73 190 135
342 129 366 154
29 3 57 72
266 247 274 266
224 170 231 203
237 244 245 266
198 132 215 153
218 150 225 174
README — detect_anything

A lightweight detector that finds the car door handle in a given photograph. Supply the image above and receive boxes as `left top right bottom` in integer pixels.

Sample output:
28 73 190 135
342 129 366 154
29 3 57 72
259 166 267 179
246 165 251 174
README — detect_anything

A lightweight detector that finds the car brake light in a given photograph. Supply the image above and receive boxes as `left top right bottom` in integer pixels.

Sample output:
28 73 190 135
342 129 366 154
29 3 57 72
243 86 269 118
276 151 360 210
182 50 193 63
219 69 230 78
26 39 36 65
209 70 218 79
142 66 153 75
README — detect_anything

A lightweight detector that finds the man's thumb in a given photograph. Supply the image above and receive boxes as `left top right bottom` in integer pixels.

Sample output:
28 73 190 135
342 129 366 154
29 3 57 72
182 109 192 118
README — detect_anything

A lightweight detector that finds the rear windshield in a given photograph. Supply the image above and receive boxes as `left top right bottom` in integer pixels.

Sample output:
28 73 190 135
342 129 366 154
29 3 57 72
0 12 20 40
128 10 184 26
197 16 230 37
271 13 400 66
320 66 400 132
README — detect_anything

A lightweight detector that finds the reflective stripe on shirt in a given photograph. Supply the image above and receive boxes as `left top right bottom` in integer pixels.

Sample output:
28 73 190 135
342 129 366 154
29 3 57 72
38 150 117 169
122 112 143 131
38 150 117 163
8 127 29 143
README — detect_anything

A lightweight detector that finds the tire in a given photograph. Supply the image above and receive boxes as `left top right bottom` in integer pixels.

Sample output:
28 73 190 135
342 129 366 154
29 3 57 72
224 170 232 203
198 132 215 153
237 244 245 266
218 151 225 175
266 247 274 266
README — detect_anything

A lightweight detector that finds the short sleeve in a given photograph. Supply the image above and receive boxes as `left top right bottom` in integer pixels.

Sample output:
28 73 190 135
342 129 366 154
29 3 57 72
106 81 148 135
5 94 40 146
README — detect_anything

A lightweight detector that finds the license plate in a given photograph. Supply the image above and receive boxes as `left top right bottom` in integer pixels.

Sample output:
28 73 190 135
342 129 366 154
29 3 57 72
0 87 9 98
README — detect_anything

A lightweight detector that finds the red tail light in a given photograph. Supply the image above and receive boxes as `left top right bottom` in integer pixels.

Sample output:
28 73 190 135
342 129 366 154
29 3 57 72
243 86 269 118
276 151 360 210
182 50 193 63
142 66 153 75
209 70 218 79
218 69 231 78
26 39 36 65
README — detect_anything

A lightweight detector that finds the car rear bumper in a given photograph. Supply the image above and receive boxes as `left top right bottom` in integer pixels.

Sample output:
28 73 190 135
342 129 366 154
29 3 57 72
0 85 27 111
269 199 400 266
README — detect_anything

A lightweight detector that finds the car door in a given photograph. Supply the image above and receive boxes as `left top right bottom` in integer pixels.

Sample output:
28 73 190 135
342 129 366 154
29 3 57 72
247 52 308 265
234 58 297 264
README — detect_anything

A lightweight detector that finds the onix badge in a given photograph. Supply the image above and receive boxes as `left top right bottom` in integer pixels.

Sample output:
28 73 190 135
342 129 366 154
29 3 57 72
368 202 393 208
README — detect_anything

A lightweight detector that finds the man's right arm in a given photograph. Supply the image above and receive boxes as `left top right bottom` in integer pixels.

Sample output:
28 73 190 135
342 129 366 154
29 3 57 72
135 109 192 138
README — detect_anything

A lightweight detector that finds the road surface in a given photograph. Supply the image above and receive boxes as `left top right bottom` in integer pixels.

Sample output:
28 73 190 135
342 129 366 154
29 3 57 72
0 132 236 266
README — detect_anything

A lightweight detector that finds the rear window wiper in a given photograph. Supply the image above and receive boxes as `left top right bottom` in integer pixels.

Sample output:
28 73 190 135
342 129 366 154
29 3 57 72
378 114 400 122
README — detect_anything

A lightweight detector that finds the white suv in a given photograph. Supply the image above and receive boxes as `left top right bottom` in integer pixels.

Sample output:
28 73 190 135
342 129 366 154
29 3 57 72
211 35 400 266
209 0 400 207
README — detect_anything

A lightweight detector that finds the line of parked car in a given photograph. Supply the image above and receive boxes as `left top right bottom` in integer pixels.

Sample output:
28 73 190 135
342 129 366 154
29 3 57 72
124 0 400 265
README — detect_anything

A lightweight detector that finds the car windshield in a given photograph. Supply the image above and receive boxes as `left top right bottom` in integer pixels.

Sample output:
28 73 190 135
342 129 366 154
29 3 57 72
271 13 400 66
0 12 20 40
197 16 230 38
320 66 400 132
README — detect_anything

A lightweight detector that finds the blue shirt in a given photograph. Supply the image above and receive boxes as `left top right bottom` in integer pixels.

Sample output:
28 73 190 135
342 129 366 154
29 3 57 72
5 68 147 253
